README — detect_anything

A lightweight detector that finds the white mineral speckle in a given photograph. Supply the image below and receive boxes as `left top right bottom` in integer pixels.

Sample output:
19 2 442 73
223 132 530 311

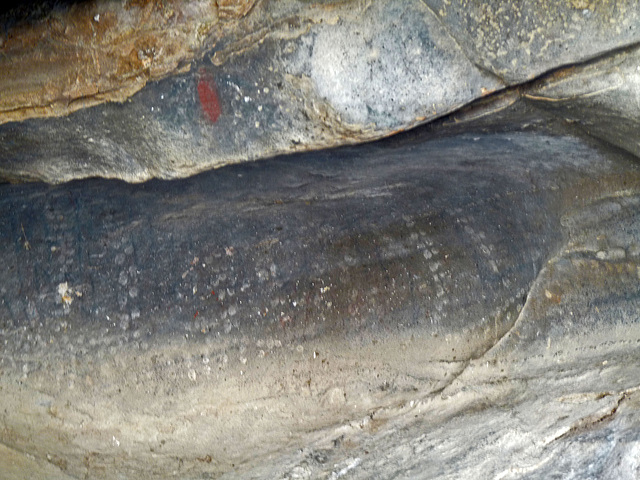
596 248 626 261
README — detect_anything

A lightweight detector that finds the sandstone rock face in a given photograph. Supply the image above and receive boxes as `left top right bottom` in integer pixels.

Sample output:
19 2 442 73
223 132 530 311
0 0 503 183
2 0 640 183
2 1 640 479
0 0 253 124
526 45 640 159
423 0 640 83
2 130 640 479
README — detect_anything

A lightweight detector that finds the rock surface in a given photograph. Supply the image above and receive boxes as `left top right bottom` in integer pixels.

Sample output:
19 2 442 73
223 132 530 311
526 44 640 159
2 1 640 479
2 0 640 183
423 0 640 83
0 0 502 183
2 129 640 478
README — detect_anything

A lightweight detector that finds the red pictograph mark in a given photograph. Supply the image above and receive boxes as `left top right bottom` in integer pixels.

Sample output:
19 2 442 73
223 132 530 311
197 68 222 124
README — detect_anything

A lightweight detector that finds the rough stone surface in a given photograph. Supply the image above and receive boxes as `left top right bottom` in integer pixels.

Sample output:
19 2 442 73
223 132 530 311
3 1 640 479
0 0 222 124
0 0 503 183
5 0 640 184
526 44 640 159
423 0 640 83
2 130 640 478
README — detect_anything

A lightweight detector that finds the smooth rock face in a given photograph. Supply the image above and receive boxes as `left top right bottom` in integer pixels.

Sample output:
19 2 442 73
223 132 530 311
2 130 640 478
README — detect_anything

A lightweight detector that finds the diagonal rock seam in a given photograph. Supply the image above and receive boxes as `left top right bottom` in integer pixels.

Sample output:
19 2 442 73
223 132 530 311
429 232 566 401
432 278 538 398
548 386 640 445
333 272 541 446
426 40 640 159
417 0 507 87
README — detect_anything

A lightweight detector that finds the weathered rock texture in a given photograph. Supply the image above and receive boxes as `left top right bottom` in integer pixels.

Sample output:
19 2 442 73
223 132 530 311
2 0 640 183
526 45 640 159
0 0 254 124
0 0 503 182
2 130 640 479
423 0 640 83
2 1 640 479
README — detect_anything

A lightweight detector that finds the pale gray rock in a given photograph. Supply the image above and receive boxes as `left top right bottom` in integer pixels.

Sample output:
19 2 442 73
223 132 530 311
526 44 640 159
423 0 640 83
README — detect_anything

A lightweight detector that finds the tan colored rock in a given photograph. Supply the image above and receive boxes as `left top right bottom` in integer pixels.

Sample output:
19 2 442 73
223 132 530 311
0 0 272 125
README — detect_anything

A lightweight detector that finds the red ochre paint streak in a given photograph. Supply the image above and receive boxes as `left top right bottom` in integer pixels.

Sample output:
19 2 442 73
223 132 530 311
197 72 221 124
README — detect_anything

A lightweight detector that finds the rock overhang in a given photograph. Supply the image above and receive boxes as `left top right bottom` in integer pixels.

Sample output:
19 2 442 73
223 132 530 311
2 1 640 479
